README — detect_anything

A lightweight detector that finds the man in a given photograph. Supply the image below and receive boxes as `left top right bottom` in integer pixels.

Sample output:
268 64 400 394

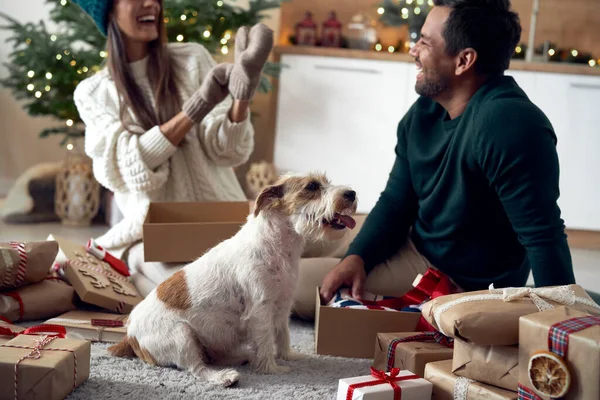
292 0 577 319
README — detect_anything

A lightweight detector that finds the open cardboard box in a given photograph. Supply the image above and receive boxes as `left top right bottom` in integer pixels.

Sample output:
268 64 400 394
143 201 254 263
314 287 422 359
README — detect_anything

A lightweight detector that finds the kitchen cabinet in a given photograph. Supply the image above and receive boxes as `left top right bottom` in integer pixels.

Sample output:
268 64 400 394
274 53 600 230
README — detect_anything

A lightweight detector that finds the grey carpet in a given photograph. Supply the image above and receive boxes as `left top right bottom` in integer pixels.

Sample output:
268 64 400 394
66 318 372 400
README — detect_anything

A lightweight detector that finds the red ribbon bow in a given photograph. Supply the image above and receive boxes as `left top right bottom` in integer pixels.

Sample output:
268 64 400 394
0 324 66 339
346 367 419 400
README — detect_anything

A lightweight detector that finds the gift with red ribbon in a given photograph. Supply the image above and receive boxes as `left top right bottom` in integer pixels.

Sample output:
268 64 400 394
0 241 59 290
0 324 90 400
0 279 77 322
337 367 433 400
518 306 600 400
45 310 128 343
372 331 454 377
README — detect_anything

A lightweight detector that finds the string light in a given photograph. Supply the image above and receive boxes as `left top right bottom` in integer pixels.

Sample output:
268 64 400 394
388 46 395 53
66 143 74 151
417 0 425 4
82 66 88 73
224 32 231 40
217 1 224 6
50 35 57 41
548 49 555 56
375 43 382 52
56 54 62 60
377 7 385 15
571 50 578 57
99 51 107 58
64 50 70 55
203 30 211 38
25 38 31 44
590 59 597 67
414 7 421 14
192 11 198 16
180 14 187 21
60 0 67 5
177 34 184 42
407 0 414 4
164 17 169 23
220 38 227 44
27 70 35 78
428 0 434 5
70 60 77 66
45 72 52 79
402 8 409 14
515 46 522 54
66 119 74 127
35 91 42 98
27 84 34 91
45 85 51 92
221 45 229 55
220 17 225 22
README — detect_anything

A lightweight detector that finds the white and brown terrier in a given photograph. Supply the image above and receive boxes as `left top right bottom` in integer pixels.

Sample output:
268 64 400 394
109 172 357 387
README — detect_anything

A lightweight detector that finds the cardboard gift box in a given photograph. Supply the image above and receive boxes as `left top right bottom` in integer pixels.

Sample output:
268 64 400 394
421 284 600 346
49 235 141 314
0 241 58 290
315 287 422 358
45 310 128 343
518 306 600 400
0 334 90 400
0 320 24 345
0 279 77 322
372 332 454 377
143 201 253 263
452 338 518 391
337 367 433 400
424 360 517 400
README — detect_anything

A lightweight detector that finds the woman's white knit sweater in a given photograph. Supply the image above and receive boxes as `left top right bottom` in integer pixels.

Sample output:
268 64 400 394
74 42 254 253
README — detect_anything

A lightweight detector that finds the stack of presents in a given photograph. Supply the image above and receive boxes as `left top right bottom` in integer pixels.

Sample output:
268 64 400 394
322 268 600 400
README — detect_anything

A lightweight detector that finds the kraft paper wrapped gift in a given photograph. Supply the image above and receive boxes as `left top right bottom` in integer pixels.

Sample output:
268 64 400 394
421 285 600 346
372 332 454 378
0 279 77 322
0 320 24 345
424 360 517 400
452 338 518 391
49 235 141 314
337 367 432 400
45 310 128 343
518 306 600 400
0 241 58 290
0 334 90 400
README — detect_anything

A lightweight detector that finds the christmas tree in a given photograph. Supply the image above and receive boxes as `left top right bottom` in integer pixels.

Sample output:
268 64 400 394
0 0 283 146
378 0 433 45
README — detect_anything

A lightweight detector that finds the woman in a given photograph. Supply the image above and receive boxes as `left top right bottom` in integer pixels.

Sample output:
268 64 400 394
72 0 273 294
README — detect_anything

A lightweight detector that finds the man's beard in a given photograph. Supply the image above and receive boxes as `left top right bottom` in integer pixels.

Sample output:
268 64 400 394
415 70 449 98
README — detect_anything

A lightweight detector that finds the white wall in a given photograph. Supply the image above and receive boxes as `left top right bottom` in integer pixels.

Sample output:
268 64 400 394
0 0 65 195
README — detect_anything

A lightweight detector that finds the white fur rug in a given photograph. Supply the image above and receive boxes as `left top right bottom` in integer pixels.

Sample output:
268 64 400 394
66 318 371 399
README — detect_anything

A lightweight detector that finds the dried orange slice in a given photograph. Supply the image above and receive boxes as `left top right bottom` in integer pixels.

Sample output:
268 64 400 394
528 350 571 398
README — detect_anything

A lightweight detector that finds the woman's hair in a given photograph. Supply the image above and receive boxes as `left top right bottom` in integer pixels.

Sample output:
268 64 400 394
106 4 182 131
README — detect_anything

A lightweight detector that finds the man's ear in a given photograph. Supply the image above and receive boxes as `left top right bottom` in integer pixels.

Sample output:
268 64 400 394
455 48 478 76
254 184 284 216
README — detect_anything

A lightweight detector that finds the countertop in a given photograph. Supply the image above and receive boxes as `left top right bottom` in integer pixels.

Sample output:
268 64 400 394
274 45 600 77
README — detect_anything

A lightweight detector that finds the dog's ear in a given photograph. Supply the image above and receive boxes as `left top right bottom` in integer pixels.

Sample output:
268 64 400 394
254 184 284 216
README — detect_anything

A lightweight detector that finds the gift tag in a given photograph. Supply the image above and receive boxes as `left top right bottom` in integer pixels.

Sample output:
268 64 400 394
91 319 125 327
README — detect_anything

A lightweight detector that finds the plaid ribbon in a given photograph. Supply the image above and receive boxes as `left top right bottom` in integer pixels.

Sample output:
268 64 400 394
517 384 542 400
548 315 600 358
386 331 454 371
346 367 418 400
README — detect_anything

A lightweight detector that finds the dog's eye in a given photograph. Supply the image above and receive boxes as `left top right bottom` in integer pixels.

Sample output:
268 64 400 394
305 181 320 191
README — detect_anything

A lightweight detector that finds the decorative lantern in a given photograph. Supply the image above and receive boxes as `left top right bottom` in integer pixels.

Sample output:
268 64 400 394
321 11 342 48
54 144 100 226
295 11 318 46
346 14 377 50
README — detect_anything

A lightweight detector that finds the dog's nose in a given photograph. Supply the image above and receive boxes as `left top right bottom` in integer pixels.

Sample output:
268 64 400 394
343 190 356 202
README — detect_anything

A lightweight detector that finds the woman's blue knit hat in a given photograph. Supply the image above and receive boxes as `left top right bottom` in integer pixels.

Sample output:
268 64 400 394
71 0 113 36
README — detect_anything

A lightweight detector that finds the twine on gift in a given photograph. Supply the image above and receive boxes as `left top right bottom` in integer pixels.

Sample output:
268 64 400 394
432 285 600 337
1 332 77 400
345 367 418 400
1 292 24 321
386 332 454 371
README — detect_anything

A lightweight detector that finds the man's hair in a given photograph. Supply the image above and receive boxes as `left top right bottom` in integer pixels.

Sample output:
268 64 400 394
432 0 522 76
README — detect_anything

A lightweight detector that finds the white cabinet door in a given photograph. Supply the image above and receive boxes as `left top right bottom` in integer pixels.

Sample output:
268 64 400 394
535 72 600 230
274 55 411 213
505 70 538 103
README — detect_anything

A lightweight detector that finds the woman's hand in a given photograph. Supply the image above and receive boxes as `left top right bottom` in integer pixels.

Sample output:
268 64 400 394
229 23 274 101
182 63 233 124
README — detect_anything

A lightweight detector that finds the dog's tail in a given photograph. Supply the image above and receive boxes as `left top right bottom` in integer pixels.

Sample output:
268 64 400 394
108 337 136 358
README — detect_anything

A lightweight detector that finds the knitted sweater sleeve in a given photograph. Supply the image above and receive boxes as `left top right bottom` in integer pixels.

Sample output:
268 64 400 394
74 74 176 194
192 45 255 167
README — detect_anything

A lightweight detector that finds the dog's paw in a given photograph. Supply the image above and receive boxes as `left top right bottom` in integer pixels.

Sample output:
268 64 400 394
215 368 240 388
279 350 305 361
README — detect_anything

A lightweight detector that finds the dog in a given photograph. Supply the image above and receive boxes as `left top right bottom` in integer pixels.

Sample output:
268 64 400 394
108 172 358 387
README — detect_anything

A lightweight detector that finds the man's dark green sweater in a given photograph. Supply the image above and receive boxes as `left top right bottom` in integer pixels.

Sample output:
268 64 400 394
346 75 576 291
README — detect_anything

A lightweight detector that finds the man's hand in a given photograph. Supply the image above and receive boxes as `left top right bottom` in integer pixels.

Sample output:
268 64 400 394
320 255 367 303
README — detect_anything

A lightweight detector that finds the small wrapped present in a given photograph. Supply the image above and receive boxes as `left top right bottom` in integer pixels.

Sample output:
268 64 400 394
45 310 128 343
424 360 517 400
518 306 600 400
337 367 432 400
49 235 141 313
421 285 600 346
0 319 24 345
452 338 518 391
0 279 77 322
0 331 90 400
372 332 454 377
0 241 58 290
